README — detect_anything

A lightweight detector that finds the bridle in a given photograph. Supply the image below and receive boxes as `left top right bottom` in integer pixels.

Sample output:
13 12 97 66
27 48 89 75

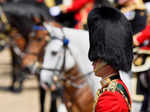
40 35 69 73
40 28 93 88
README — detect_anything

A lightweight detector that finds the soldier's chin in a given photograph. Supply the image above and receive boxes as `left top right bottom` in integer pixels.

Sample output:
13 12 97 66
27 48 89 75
41 82 49 91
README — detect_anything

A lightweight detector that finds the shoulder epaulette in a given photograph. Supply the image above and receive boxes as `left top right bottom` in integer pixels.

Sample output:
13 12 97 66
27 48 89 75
94 80 131 112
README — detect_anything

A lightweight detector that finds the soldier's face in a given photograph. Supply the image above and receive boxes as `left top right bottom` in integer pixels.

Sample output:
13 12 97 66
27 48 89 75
92 59 116 78
92 59 107 77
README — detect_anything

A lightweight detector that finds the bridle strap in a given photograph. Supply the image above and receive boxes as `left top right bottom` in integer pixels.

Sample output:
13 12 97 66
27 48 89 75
60 46 67 72
39 45 68 73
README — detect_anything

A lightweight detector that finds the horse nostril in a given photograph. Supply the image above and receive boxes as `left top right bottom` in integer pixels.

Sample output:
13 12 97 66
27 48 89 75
23 66 31 74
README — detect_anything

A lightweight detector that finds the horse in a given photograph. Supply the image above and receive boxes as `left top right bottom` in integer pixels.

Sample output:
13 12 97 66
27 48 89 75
21 21 68 112
0 19 26 91
21 24 50 74
21 21 52 112
40 23 101 112
0 13 32 92
21 21 62 74
0 2 51 92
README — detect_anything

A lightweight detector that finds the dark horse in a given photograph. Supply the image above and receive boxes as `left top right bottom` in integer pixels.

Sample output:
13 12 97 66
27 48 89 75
0 2 51 92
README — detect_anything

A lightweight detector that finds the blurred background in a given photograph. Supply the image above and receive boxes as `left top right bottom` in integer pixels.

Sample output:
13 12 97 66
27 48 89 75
0 0 150 112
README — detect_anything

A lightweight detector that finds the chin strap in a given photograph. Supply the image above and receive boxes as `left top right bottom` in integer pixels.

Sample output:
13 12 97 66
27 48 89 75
93 60 107 73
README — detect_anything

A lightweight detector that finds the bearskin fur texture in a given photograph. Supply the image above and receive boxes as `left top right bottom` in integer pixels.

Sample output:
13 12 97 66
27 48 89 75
87 6 133 72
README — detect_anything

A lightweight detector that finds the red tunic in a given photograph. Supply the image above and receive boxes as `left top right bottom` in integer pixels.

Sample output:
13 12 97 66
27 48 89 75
136 25 150 50
95 80 131 112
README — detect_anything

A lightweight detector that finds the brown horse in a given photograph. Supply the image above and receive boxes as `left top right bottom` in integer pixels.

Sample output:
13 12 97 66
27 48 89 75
0 10 48 92
21 22 52 112
9 28 27 92
22 21 63 74
0 13 29 91
21 24 50 73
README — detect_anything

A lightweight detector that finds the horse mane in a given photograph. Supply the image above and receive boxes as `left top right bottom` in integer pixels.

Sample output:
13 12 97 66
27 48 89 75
6 14 34 38
1 3 52 38
2 2 52 21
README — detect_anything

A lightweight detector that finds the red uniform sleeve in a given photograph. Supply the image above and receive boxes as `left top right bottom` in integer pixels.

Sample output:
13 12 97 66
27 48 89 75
95 91 128 112
66 0 93 12
137 25 150 44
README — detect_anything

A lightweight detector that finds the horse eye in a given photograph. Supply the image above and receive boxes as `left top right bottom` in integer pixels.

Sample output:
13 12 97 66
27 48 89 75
51 51 58 56
37 37 42 41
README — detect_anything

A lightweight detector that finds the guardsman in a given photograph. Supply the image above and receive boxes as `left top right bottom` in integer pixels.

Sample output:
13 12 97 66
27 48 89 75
87 6 133 112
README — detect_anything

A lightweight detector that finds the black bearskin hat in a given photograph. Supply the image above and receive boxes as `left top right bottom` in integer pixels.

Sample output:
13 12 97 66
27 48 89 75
88 6 133 72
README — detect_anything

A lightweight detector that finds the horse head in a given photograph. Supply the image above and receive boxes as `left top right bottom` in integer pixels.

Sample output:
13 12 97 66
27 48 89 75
40 25 98 112
21 21 65 74
21 23 51 74
40 35 76 89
